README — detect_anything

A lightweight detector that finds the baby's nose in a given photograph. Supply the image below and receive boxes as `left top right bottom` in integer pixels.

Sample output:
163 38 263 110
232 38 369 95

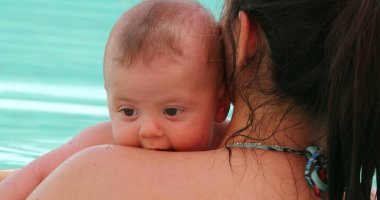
138 117 165 139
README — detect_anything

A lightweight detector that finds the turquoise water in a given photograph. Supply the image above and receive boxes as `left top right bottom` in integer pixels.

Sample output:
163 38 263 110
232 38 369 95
0 0 223 169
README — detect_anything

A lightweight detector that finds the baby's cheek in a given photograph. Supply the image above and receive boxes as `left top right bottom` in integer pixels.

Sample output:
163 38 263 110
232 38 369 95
181 127 213 151
112 124 140 147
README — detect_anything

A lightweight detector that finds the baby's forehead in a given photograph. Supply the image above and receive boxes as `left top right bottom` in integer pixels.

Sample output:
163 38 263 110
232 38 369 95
107 26 221 67
106 53 220 89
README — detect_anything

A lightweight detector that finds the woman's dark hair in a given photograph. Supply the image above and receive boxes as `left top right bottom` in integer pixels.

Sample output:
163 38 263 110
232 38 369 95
223 0 379 199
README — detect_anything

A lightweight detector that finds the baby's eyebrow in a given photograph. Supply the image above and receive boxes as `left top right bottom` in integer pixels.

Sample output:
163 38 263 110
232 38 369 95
113 96 139 104
159 97 197 105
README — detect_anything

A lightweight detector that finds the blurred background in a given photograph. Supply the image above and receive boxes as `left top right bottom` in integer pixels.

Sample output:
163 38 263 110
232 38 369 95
0 0 223 169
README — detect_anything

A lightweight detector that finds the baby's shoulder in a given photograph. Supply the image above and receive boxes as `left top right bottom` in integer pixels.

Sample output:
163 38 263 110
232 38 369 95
73 121 114 145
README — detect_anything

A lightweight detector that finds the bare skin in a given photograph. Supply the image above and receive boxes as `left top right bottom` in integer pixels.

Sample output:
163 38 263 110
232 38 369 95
27 11 323 199
0 169 17 181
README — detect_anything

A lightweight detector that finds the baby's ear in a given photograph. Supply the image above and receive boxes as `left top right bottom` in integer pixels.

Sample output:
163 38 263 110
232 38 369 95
215 86 230 123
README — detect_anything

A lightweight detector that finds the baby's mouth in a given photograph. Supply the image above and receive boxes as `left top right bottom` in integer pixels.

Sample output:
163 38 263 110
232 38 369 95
165 148 175 152
148 148 175 152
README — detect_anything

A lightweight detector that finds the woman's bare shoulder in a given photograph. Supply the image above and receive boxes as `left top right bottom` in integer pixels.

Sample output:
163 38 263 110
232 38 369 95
28 146 317 200
28 145 230 199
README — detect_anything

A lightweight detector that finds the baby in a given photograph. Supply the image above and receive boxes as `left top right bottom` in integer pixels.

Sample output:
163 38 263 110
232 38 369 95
0 0 229 199
105 0 229 151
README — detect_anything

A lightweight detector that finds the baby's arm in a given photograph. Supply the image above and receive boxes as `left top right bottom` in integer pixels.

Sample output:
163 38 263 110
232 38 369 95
0 121 113 200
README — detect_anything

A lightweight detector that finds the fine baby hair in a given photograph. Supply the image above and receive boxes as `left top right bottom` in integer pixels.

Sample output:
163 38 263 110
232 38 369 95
104 0 223 70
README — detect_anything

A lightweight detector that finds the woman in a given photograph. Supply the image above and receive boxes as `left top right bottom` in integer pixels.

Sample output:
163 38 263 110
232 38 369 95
28 0 379 199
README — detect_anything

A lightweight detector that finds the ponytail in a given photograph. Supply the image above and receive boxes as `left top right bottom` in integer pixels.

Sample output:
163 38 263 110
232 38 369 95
327 0 380 199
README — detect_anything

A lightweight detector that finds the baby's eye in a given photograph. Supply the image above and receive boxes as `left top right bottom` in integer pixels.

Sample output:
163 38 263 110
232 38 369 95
121 108 138 116
163 108 182 116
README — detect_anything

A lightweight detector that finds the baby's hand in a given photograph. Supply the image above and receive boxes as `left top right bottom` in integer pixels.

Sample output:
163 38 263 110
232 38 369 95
0 169 18 181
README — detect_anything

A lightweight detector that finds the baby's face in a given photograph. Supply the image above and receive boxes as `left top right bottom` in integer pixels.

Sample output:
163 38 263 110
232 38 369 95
105 54 224 151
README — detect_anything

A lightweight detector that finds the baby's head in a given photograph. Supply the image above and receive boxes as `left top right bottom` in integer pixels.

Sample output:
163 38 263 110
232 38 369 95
104 0 229 151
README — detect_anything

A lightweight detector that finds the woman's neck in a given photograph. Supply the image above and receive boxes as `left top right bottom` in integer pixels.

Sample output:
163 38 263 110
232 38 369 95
219 97 326 149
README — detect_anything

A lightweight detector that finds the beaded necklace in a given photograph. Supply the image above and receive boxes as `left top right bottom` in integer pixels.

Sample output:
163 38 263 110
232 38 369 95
227 143 328 199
